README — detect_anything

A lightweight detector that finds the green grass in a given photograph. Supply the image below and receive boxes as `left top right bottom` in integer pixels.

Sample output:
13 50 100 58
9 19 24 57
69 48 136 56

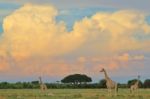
0 89 149 99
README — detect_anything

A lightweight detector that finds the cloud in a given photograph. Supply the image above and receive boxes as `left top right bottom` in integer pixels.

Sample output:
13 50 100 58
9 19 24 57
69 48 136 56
0 4 84 59
1 4 150 58
116 53 144 62
133 55 144 60
0 57 10 72
0 4 149 77
72 10 150 54
117 53 130 62
0 57 88 77
89 53 145 72
77 56 87 63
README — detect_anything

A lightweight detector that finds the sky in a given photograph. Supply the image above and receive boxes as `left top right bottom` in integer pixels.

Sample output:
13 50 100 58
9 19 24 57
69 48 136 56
0 0 150 83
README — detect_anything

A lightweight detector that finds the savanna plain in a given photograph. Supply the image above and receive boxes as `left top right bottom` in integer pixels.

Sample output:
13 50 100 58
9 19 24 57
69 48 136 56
0 89 149 99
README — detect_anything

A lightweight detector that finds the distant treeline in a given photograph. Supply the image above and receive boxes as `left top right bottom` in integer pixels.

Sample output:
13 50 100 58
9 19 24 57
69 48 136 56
0 79 149 89
0 74 149 89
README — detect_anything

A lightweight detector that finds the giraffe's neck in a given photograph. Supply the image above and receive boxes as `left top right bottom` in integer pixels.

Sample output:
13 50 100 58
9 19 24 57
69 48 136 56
39 78 43 84
135 80 139 85
104 70 109 80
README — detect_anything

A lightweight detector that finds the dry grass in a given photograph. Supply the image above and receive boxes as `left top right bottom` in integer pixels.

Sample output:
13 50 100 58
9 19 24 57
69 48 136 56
0 89 149 99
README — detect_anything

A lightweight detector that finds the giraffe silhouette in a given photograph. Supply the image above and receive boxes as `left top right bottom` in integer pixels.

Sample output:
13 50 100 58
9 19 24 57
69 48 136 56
39 76 47 92
130 75 140 93
100 68 118 95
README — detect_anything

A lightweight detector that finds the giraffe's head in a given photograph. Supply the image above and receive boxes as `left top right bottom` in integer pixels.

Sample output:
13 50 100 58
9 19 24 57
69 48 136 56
39 76 42 80
138 75 140 79
100 68 105 72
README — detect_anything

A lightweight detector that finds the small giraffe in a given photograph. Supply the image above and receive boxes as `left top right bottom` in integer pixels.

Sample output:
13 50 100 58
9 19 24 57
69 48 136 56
39 76 47 92
130 75 140 93
100 68 118 95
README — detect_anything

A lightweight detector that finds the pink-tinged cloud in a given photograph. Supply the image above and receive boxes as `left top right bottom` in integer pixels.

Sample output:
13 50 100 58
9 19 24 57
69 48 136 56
89 53 145 71
117 53 129 62
0 58 10 72
108 61 119 70
0 58 88 77
0 4 149 77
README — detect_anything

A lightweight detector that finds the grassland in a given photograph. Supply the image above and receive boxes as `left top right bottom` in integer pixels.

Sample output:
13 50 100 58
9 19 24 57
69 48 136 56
0 89 149 99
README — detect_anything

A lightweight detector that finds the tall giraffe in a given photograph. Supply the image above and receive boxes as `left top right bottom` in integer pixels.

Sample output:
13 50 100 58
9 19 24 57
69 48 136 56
100 68 118 95
130 75 140 93
39 76 47 92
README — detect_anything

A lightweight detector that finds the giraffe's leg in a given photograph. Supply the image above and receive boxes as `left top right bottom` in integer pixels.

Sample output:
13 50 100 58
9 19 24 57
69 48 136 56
130 87 132 94
115 84 118 96
137 87 139 96
131 88 133 94
107 88 110 96
133 88 135 94
130 86 134 94
115 88 116 96
41 85 43 92
107 88 111 96
110 89 112 96
42 86 44 92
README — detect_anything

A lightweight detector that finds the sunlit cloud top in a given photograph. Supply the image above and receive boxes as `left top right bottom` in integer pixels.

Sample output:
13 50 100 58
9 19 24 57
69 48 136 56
0 1 150 82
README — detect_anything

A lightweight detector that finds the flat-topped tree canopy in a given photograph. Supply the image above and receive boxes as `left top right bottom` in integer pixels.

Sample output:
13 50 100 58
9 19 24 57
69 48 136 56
61 74 92 84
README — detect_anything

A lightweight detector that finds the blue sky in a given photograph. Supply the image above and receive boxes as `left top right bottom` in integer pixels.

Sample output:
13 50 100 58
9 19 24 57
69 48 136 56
0 0 150 83
56 7 117 31
0 0 150 32
1 0 150 10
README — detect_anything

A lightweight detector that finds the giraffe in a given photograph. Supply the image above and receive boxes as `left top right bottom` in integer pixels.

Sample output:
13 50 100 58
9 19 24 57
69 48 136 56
130 75 140 93
39 76 47 92
100 68 118 95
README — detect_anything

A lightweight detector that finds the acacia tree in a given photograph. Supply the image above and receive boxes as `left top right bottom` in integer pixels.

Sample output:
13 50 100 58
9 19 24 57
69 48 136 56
61 74 92 84
127 79 143 88
143 79 150 88
99 79 106 88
